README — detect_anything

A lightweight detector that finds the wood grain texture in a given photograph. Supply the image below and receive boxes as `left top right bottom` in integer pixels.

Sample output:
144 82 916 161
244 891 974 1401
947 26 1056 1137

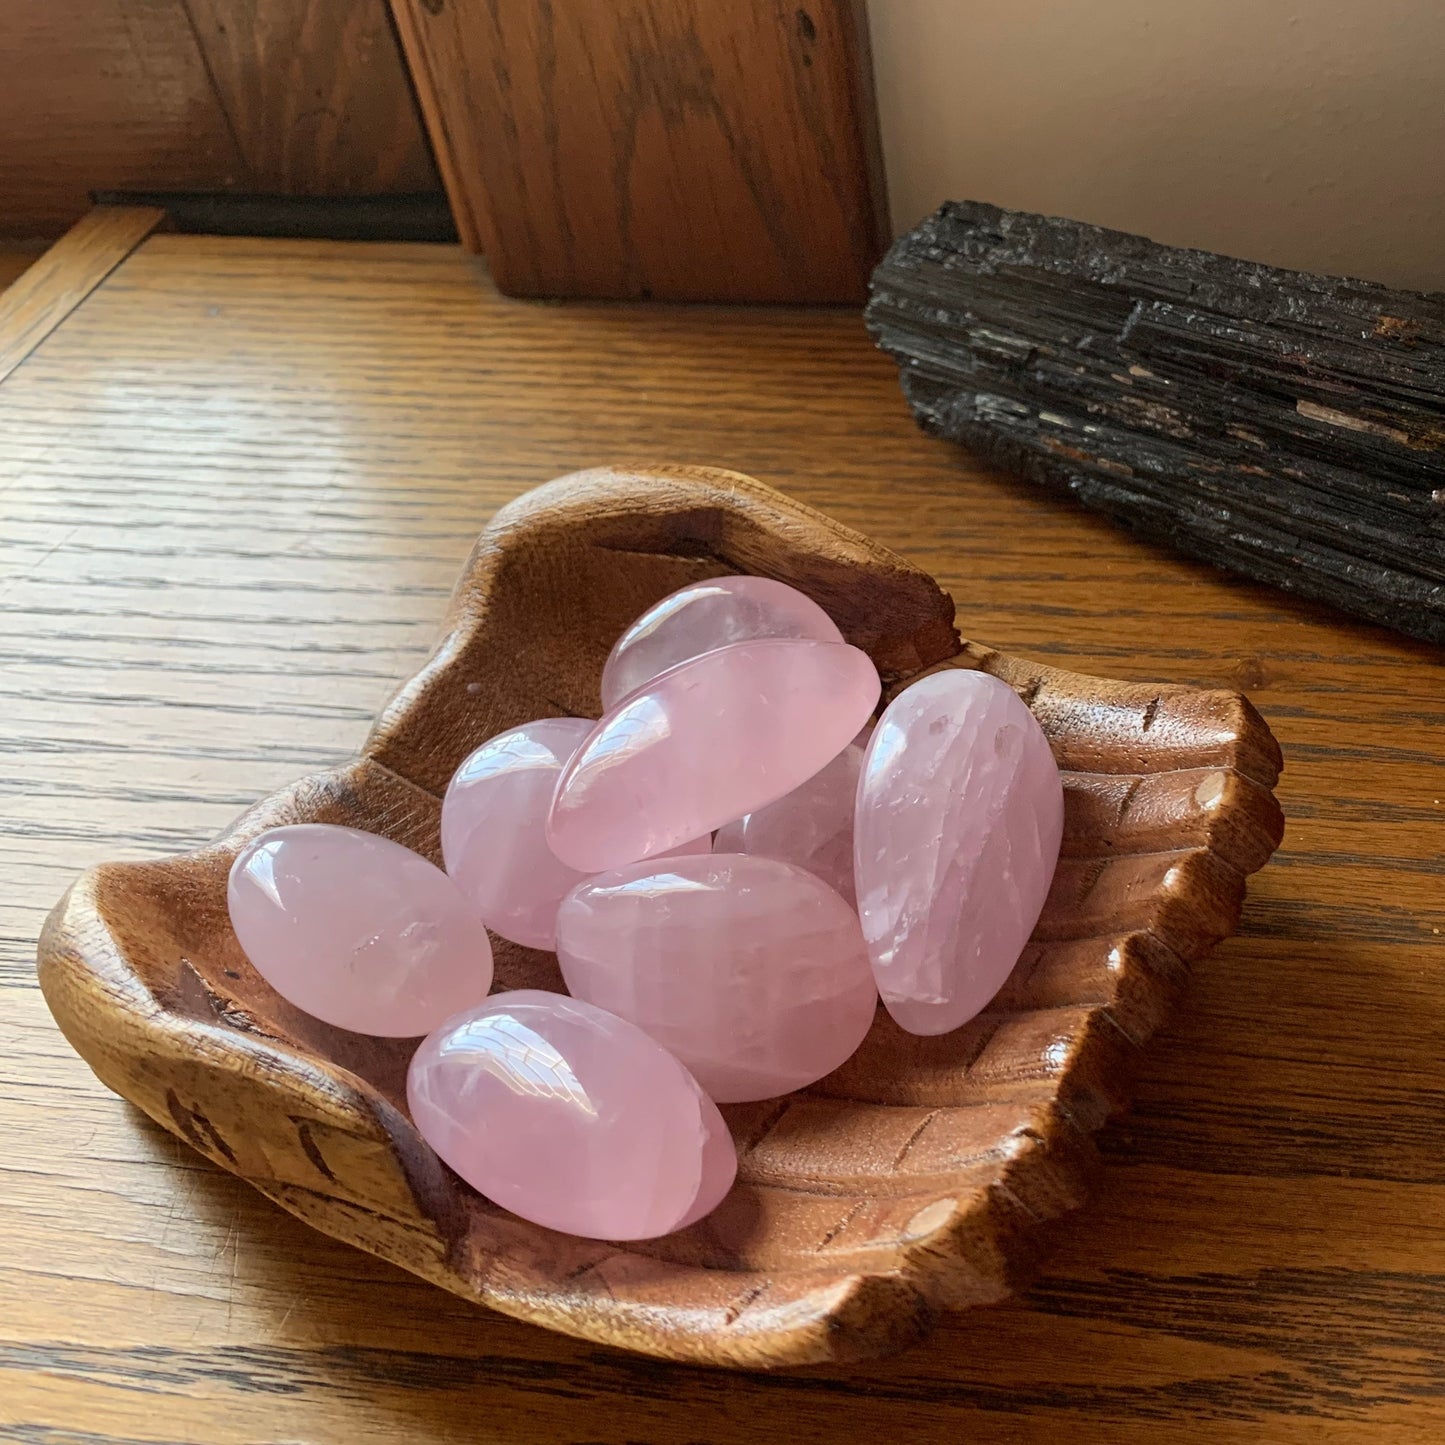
0 0 243 238
0 208 165 384
180 0 439 194
2 230 1443 1432
0 0 437 239
37 462 1283 1366
389 0 887 301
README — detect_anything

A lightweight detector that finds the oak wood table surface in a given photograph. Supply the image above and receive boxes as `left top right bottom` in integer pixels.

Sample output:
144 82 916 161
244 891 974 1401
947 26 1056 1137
1 217 1442 1444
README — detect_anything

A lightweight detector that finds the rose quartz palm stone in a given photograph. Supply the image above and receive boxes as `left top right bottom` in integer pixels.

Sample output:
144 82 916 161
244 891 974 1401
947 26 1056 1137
600 574 843 709
407 991 737 1240
556 853 878 1102
854 669 1064 1036
715 739 864 905
228 824 494 1037
441 718 708 950
548 638 881 873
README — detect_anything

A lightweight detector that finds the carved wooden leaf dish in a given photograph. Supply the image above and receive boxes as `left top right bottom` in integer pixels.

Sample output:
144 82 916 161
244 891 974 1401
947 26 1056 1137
38 465 1284 1369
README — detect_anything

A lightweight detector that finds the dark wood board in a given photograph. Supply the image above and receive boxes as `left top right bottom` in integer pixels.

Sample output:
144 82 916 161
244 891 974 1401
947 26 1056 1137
866 200 1445 645
0 0 438 239
181 0 440 195
387 0 888 301
0 0 244 238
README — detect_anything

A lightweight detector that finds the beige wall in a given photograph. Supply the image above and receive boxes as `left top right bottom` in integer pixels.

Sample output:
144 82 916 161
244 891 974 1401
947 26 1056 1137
866 0 1445 291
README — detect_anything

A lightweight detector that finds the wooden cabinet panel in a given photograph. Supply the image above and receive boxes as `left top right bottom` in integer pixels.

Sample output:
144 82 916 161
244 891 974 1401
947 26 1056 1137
181 0 438 193
0 0 438 239
390 0 888 302
0 0 245 236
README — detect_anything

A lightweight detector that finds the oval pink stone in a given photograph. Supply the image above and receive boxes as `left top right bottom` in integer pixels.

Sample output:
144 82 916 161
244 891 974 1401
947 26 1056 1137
442 718 594 949
549 638 881 873
854 670 1064 1036
600 574 843 710
228 824 494 1037
407 990 737 1240
714 740 864 905
441 719 711 950
556 854 878 1102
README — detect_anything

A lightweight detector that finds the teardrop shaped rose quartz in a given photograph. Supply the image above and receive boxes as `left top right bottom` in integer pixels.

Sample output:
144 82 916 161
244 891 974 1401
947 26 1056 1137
407 991 737 1240
556 853 878 1102
854 669 1064 1036
228 824 494 1037
600 574 843 709
548 638 880 873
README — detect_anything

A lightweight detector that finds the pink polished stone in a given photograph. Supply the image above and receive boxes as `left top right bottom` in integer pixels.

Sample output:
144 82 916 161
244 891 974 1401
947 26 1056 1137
600 575 843 709
228 824 494 1037
407 990 737 1240
441 719 710 950
556 853 878 1102
714 741 864 905
548 638 881 873
854 670 1064 1036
